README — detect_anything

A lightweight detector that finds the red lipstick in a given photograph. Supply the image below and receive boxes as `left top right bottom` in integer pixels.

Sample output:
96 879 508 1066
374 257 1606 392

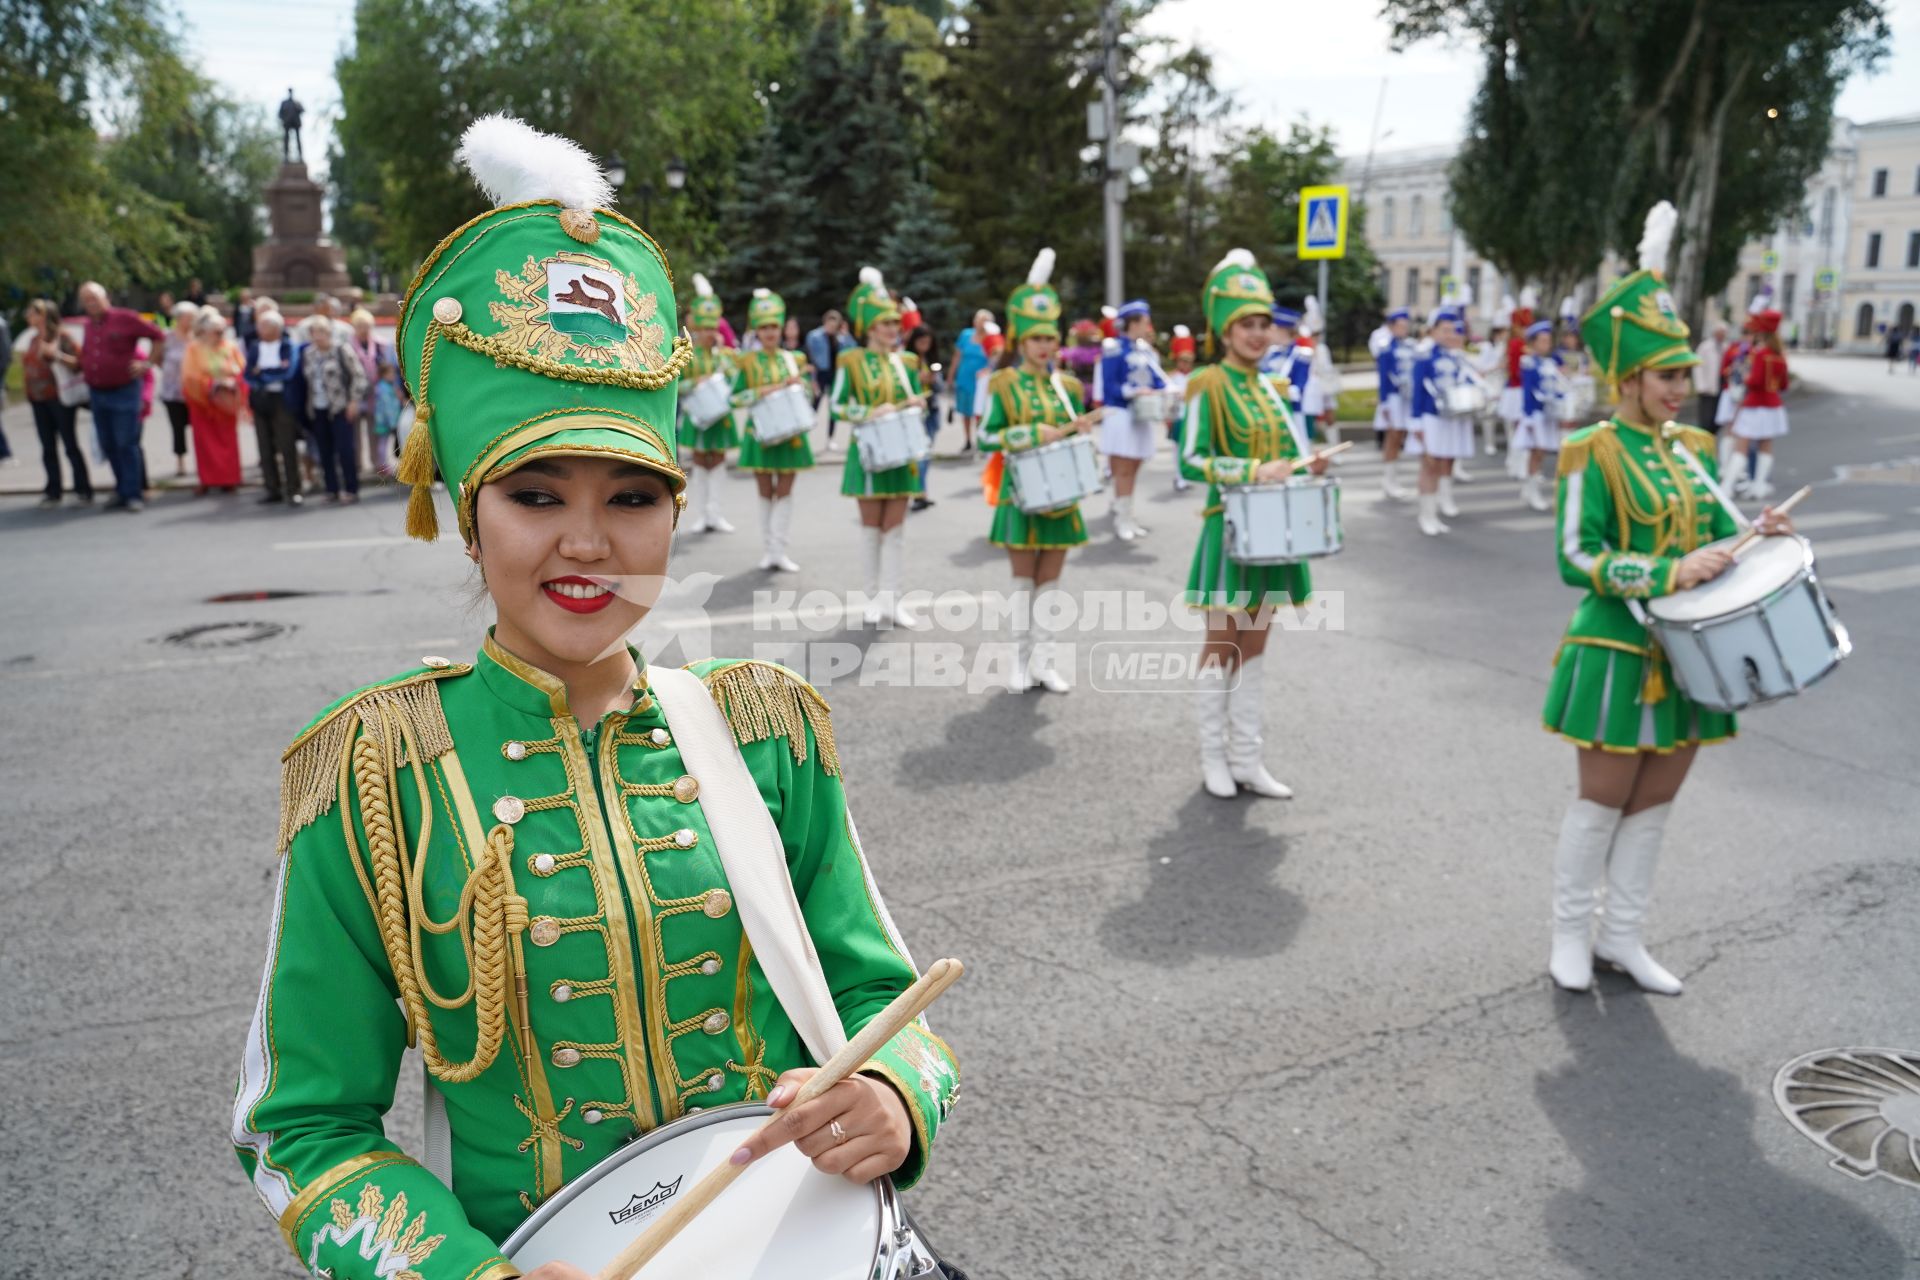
542 575 617 614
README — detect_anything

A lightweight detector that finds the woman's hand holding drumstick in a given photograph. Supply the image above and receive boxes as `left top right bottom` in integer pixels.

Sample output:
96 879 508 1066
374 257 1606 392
596 958 966 1280
1734 485 1808 553
1254 440 1351 483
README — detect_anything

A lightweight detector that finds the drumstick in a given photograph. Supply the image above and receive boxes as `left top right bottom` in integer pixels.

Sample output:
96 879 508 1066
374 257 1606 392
597 958 966 1280
1296 441 1354 467
1729 485 1812 558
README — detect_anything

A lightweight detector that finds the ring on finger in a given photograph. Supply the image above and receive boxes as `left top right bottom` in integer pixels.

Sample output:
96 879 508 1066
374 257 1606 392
829 1119 847 1145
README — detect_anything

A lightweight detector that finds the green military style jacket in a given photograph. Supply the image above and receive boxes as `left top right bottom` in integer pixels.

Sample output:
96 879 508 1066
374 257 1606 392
235 636 959 1280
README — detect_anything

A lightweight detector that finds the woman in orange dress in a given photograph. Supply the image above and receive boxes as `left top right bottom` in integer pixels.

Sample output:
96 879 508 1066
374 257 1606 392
182 305 245 492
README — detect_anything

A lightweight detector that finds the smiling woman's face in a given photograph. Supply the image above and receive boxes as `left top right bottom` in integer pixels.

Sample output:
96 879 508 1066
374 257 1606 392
471 455 676 670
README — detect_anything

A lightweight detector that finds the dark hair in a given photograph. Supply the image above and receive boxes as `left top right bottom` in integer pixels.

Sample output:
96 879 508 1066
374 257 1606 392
905 324 937 358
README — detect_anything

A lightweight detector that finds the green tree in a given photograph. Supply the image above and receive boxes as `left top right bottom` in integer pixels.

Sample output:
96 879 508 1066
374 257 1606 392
1127 44 1235 324
933 0 1105 315
1388 0 1889 330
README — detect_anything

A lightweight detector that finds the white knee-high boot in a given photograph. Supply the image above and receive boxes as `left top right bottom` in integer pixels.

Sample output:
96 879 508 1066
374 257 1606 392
704 464 734 533
1225 652 1292 798
1028 585 1071 693
1749 451 1775 499
1549 798 1622 991
1594 803 1684 995
767 496 799 571
878 525 922 628
756 496 776 568
1007 580 1033 691
860 526 884 623
1437 473 1460 517
684 467 708 533
1196 658 1234 798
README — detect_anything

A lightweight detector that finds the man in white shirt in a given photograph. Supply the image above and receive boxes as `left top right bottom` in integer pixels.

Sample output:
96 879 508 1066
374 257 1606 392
1692 319 1727 432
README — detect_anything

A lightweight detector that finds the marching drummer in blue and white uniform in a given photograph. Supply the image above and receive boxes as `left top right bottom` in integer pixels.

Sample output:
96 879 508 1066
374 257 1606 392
1093 298 1168 541
1375 307 1415 500
1515 318 1563 511
1408 306 1486 536
1260 304 1314 432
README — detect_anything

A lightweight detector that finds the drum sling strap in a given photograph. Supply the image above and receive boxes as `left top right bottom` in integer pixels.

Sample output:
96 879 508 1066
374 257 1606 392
1624 431 1754 657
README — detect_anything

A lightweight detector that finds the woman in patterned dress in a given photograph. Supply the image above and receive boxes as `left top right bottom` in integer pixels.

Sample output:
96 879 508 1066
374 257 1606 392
1180 248 1329 801
731 288 816 572
1544 202 1794 997
978 248 1096 693
833 267 928 627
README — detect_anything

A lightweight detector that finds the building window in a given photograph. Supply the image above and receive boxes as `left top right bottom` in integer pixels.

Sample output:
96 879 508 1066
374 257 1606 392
1819 188 1836 244
1383 196 1396 239
1782 273 1796 315
1866 232 1882 268
1746 274 1764 307
1440 201 1454 235
1855 302 1874 338
1466 264 1481 306
1410 193 1425 238
1871 168 1888 197
1908 231 1920 269
1378 266 1391 304
1406 267 1420 306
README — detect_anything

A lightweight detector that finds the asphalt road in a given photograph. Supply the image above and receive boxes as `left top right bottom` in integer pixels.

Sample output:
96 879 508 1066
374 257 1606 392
2 354 1917 1278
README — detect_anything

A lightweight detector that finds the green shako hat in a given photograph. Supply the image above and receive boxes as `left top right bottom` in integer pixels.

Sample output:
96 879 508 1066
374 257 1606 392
748 287 786 329
846 266 899 338
1006 248 1061 342
395 114 693 543
1202 247 1275 349
687 272 724 330
1581 200 1698 391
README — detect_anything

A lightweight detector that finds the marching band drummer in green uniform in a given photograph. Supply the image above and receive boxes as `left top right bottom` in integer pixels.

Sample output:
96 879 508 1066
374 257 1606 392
676 272 737 534
1543 202 1793 999
1180 248 1329 803
834 267 928 627
731 287 815 573
978 248 1092 694
232 116 958 1280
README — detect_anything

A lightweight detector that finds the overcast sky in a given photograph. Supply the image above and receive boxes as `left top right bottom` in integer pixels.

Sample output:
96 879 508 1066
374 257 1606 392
179 0 1919 184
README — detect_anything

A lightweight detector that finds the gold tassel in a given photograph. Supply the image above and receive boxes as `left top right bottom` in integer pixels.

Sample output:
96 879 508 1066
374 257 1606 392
396 409 436 485
700 660 840 776
406 482 440 541
1641 650 1668 703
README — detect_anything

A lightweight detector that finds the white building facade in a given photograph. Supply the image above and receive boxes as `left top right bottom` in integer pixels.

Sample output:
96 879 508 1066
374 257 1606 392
1836 114 1920 350
1343 146 1515 330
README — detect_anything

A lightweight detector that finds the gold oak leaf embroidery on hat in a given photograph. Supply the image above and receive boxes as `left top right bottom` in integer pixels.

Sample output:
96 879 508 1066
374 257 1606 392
490 251 672 371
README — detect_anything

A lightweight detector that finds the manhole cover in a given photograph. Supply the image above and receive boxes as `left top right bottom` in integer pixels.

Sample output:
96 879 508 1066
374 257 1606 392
1774 1047 1920 1188
162 621 292 649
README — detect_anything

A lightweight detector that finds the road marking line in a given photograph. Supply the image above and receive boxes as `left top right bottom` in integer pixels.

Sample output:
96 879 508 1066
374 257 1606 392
272 535 425 550
1807 530 1920 559
1787 511 1887 531
1824 564 1920 594
1483 516 1555 532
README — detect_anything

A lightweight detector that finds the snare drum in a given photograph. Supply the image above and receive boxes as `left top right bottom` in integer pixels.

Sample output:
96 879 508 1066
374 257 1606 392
751 385 815 445
1008 434 1102 513
1644 534 1850 712
1128 389 1175 424
1222 477 1344 564
855 409 929 472
502 1103 933 1280
1444 383 1487 417
680 374 734 429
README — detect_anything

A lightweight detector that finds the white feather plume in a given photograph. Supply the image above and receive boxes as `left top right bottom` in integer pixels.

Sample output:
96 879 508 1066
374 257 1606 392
902 296 918 311
1747 284 1774 316
1303 296 1324 332
693 273 714 298
752 287 770 298
859 265 884 289
1210 248 1256 277
1558 294 1577 319
1456 282 1474 307
1173 324 1192 337
1637 200 1678 273
1500 293 1516 315
1519 286 1538 311
1100 305 1117 319
1027 248 1056 287
456 114 612 210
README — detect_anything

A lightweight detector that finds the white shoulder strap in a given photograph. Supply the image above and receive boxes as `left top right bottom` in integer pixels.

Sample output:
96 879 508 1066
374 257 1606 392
646 665 849 1064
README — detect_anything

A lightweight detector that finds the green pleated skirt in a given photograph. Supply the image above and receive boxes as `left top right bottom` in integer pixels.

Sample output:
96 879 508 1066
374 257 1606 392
990 499 1087 548
738 430 814 473
1541 639 1737 754
841 448 923 498
683 415 740 453
1184 510 1312 612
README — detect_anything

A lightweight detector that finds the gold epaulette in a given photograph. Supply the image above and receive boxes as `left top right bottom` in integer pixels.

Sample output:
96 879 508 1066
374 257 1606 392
1664 423 1716 456
277 666 468 852
1186 366 1227 398
699 660 839 776
898 351 922 372
1558 422 1619 477
835 348 862 370
986 367 1018 394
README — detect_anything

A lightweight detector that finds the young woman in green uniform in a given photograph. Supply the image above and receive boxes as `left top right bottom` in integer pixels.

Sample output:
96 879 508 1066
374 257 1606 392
1544 202 1793 997
977 248 1094 693
1180 249 1328 801
676 272 737 534
731 287 815 572
833 267 928 627
232 117 958 1280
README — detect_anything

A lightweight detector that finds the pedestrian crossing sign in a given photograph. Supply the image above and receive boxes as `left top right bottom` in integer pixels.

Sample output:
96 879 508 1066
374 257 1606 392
1298 185 1348 260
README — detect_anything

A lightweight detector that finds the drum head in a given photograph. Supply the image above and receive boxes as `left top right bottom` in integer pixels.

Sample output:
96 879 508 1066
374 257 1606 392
1647 535 1813 623
501 1104 885 1278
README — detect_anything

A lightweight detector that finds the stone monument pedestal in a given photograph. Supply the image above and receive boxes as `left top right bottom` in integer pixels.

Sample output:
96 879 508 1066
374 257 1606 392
252 162 353 295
